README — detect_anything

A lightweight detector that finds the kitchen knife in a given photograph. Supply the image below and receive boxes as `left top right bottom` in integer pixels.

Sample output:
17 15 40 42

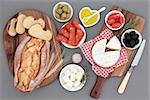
118 39 146 94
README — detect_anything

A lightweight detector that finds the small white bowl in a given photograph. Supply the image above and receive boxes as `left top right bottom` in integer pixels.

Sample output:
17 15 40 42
59 64 86 92
53 2 73 22
61 23 86 49
121 29 142 50
105 10 125 30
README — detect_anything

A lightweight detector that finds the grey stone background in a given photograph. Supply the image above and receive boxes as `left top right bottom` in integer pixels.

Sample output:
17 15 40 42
0 0 149 100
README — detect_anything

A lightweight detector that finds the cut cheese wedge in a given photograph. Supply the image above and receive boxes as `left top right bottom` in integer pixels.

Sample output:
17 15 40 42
106 36 121 50
92 37 121 68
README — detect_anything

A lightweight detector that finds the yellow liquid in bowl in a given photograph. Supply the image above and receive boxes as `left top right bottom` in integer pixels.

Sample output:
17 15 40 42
80 9 100 27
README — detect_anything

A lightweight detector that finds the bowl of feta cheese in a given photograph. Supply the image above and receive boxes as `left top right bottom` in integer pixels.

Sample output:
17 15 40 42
59 64 86 91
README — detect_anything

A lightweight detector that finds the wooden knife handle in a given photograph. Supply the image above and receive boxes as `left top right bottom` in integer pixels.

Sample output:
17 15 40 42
90 76 106 98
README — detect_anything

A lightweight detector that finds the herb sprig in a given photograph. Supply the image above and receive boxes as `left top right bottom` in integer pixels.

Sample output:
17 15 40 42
80 71 87 84
117 19 140 38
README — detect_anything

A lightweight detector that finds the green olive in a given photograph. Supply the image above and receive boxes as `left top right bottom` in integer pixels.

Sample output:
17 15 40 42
58 4 63 8
60 15 65 20
55 13 60 19
61 13 67 18
56 8 63 14
66 13 70 19
67 8 71 14
62 5 68 12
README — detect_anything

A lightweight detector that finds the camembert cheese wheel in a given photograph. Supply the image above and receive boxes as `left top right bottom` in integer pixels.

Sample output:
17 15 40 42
92 36 121 68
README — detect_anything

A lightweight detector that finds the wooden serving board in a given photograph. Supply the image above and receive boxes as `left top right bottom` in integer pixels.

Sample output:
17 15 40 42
90 6 145 98
3 10 63 88
103 6 145 77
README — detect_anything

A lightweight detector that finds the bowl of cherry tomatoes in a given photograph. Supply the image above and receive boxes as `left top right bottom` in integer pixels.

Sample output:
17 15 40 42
105 10 125 30
57 19 86 48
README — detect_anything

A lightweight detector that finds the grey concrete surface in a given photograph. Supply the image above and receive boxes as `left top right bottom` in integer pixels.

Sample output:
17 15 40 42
0 0 149 100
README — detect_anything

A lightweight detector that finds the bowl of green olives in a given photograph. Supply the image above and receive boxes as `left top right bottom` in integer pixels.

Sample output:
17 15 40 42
121 29 142 50
53 2 73 22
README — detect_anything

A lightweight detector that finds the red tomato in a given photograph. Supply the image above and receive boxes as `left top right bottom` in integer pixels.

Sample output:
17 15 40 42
108 13 117 20
107 19 115 25
59 28 66 33
111 23 121 28
119 16 124 24
57 35 68 43
108 13 120 22
63 31 70 39
65 22 73 31
72 19 80 29
76 29 84 37
113 13 120 19
76 35 82 45
69 27 75 34
59 28 70 39
76 29 84 45
69 27 76 44
68 40 76 46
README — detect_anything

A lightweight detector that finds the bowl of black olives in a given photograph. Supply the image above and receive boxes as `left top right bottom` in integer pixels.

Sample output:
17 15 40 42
121 29 142 50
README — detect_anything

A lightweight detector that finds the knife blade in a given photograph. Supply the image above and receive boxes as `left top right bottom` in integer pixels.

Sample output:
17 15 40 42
131 39 146 67
118 39 146 94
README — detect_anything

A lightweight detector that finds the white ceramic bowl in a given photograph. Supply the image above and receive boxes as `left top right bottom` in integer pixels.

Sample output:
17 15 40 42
61 23 86 49
53 2 73 22
121 29 142 50
59 64 86 92
105 10 125 30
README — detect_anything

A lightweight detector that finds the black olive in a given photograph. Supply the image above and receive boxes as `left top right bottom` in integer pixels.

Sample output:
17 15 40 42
123 38 128 43
135 39 139 44
125 35 132 40
130 44 135 48
132 34 139 39
125 33 129 37
130 31 136 36
126 43 131 47
130 40 136 47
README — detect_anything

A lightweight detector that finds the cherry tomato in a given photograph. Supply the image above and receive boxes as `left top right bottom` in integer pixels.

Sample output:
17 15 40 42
119 16 124 24
108 13 121 22
113 13 120 19
57 35 68 43
108 13 117 20
107 19 115 25
111 23 121 28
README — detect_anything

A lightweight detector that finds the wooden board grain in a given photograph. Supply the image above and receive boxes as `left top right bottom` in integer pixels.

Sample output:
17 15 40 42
101 6 145 77
3 10 63 88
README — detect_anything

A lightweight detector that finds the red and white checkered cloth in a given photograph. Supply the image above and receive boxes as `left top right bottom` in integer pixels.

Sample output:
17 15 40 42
80 28 128 78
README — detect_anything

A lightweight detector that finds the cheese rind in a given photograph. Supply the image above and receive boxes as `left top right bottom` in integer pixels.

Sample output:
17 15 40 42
93 51 120 67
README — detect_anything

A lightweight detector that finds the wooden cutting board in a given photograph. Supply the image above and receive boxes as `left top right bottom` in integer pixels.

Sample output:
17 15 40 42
3 10 63 88
102 6 145 77
90 6 145 98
